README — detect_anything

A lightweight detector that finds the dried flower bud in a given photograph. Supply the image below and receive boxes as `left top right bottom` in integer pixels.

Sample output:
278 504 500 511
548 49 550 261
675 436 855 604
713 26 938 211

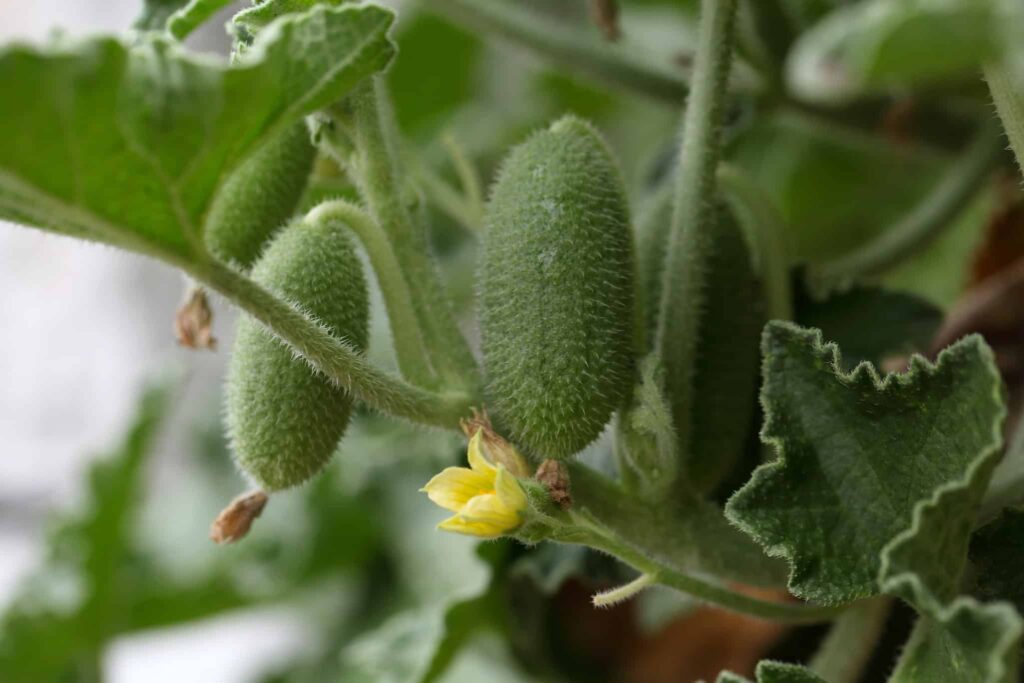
210 490 269 544
175 287 216 350
589 0 620 41
460 408 532 477
535 459 572 510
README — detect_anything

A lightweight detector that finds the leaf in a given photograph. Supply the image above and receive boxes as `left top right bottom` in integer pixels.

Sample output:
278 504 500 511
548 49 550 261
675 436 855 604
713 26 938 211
0 386 171 682
787 0 1020 103
888 603 1022 683
234 0 348 36
167 0 236 39
134 0 192 31
0 4 394 262
794 284 943 370
718 661 827 682
725 322 1005 604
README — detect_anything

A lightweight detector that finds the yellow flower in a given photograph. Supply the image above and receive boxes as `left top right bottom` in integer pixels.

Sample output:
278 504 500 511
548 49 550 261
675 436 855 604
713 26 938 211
421 430 529 538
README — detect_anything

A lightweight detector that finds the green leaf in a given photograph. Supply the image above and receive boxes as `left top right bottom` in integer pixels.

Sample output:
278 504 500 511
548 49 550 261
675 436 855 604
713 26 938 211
794 284 942 370
0 4 394 262
134 0 191 31
718 661 827 682
725 322 1005 604
234 0 348 36
167 0 236 39
888 603 1022 683
788 0 1021 103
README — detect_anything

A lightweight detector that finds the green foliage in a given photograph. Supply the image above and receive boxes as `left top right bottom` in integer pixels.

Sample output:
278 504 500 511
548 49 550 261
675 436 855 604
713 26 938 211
0 3 394 262
227 217 370 490
204 122 316 268
480 115 635 460
726 322 1005 604
718 661 827 682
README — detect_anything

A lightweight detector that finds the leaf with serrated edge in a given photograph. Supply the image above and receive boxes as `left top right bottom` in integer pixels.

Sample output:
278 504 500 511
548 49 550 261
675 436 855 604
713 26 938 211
717 661 827 682
725 322 1004 604
0 4 393 262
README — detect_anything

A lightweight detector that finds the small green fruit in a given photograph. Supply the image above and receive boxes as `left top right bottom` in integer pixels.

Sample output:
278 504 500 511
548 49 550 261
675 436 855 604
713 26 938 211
205 122 316 268
480 116 635 459
225 218 369 490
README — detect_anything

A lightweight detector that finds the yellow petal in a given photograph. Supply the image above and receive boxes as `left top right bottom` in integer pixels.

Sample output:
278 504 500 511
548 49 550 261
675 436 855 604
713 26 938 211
421 467 493 513
458 493 521 531
494 466 528 512
437 515 505 538
467 430 497 477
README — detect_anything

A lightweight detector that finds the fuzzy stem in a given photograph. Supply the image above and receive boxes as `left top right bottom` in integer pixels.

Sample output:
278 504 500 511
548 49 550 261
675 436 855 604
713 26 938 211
423 0 692 103
654 0 740 468
811 123 1003 286
305 199 437 388
412 157 483 235
442 133 485 219
190 257 472 429
987 65 1024 177
592 572 658 608
810 597 892 683
346 79 479 389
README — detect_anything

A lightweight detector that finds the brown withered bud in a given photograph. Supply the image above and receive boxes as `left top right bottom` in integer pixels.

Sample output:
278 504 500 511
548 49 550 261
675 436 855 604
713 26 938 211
460 407 532 477
175 287 217 350
210 490 268 544
589 0 621 41
536 459 572 510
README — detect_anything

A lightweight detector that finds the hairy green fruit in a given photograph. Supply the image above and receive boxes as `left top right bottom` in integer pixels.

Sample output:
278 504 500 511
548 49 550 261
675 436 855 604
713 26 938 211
204 122 316 268
480 116 635 460
225 218 369 490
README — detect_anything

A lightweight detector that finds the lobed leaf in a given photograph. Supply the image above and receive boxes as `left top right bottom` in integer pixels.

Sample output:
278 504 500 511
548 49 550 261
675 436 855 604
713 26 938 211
0 4 394 263
725 322 1005 604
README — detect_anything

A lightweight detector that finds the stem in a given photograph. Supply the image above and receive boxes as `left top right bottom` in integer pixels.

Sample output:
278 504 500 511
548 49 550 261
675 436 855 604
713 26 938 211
442 133 485 218
305 199 437 388
568 513 844 623
346 79 479 389
412 157 483 235
810 597 892 683
655 0 739 466
190 257 473 429
592 572 658 608
717 164 793 321
423 0 692 104
987 65 1024 177
810 123 1003 286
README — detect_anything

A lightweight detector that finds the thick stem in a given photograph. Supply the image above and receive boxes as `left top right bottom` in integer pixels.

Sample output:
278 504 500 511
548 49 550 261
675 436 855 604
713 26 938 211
190 257 472 429
811 123 1003 286
810 597 892 683
346 79 479 389
987 65 1024 177
305 199 437 388
655 0 740 467
423 0 692 104
442 133 485 219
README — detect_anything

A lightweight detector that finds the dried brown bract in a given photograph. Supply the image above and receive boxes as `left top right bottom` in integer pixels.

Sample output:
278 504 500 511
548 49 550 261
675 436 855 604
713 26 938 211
210 490 269 544
175 287 217 350
536 459 572 510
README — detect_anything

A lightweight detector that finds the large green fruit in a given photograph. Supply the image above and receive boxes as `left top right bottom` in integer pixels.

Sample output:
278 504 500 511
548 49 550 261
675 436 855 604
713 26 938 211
225 218 369 490
204 122 316 268
480 116 635 460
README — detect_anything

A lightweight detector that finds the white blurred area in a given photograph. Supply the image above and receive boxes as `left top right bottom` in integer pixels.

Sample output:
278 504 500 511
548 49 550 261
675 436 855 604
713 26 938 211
0 2 304 681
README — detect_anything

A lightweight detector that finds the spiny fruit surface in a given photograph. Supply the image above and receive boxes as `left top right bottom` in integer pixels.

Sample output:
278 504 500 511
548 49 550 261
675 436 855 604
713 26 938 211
204 122 316 268
480 116 635 460
225 218 369 490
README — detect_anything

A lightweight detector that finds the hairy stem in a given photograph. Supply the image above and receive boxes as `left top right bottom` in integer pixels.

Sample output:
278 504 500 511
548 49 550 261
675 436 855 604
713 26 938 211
346 79 479 389
811 123 1003 286
423 0 691 103
987 65 1024 177
655 0 740 468
305 199 437 388
810 597 892 683
190 257 472 429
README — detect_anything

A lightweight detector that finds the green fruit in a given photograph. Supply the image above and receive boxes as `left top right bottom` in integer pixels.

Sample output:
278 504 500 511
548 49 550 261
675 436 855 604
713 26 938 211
225 218 369 490
205 122 316 268
480 116 635 460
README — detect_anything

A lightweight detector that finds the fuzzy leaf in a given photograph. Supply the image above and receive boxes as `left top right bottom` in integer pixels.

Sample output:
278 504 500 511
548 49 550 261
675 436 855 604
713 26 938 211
725 322 1004 604
718 661 827 682
166 0 236 39
0 4 393 262
234 0 348 35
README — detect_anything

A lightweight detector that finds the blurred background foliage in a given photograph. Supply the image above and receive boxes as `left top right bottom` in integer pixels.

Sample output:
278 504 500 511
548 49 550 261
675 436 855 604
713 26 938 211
1 0 1022 681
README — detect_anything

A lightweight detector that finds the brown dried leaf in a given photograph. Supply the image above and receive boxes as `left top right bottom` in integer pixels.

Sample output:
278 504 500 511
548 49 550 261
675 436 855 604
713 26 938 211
210 490 268 544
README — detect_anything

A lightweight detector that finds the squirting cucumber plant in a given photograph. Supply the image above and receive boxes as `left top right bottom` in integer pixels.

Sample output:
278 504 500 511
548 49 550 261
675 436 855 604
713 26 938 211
2 0 1024 681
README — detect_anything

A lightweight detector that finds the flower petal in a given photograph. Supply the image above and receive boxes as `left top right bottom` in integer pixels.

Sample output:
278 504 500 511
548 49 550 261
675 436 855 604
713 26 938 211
421 467 493 513
437 514 505 538
494 465 528 512
458 493 521 531
467 430 497 477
